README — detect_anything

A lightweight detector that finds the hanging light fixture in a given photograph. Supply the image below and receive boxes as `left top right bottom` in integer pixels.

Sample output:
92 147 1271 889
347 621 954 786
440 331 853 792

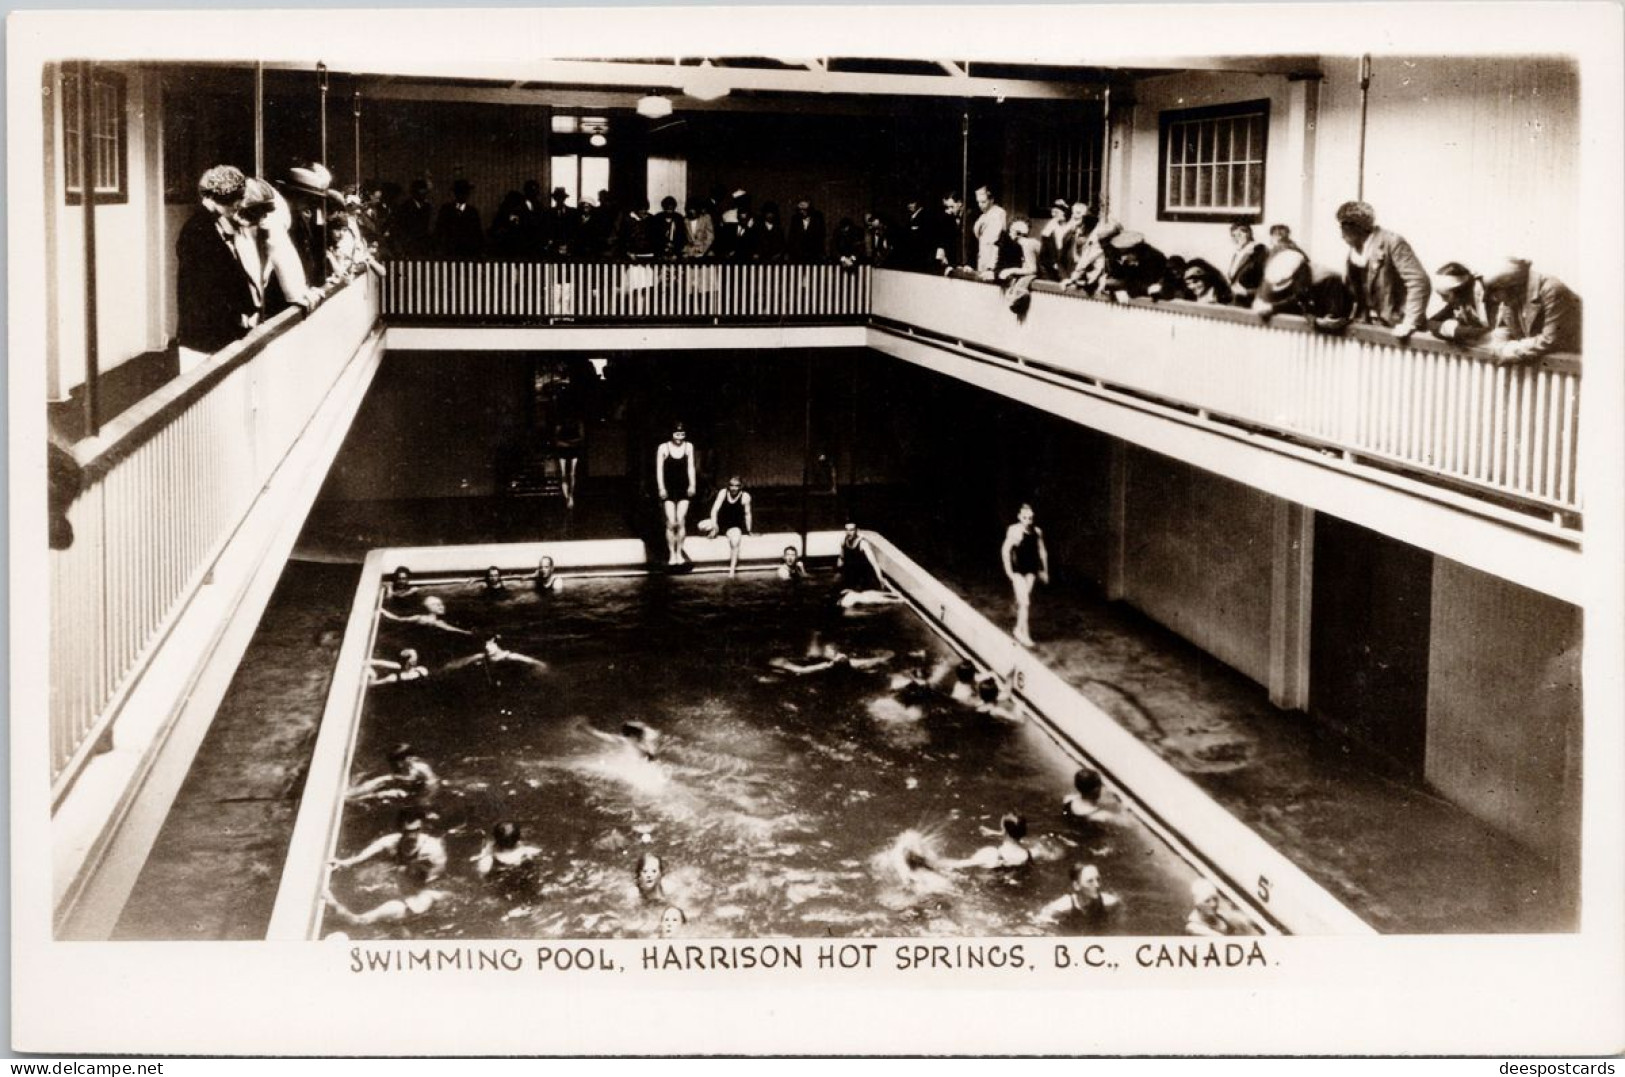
636 93 673 119
683 59 730 103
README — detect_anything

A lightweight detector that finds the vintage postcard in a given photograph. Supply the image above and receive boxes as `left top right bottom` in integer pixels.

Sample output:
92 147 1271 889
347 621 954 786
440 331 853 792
8 2 1624 1057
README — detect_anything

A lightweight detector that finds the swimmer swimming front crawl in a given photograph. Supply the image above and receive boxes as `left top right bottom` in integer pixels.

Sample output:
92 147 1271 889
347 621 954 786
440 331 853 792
941 813 1034 870
347 743 440 802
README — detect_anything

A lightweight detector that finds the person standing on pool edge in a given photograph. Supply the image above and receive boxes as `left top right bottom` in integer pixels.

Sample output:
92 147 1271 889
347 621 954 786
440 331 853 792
1001 503 1050 647
656 422 697 566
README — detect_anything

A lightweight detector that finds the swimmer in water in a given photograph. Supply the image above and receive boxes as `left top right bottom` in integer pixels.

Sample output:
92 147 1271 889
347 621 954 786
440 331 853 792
635 852 669 905
584 719 664 761
777 546 807 581
386 566 418 601
702 476 753 577
942 813 1034 870
1038 862 1120 924
367 647 430 686
527 555 565 594
1185 879 1239 936
973 676 1025 723
347 743 440 802
654 904 687 938
445 635 549 673
380 595 474 636
890 660 941 707
330 807 448 885
1001 503 1050 647
949 659 980 703
1063 767 1117 824
770 640 894 675
834 523 903 608
461 565 510 595
323 886 451 927
476 821 541 878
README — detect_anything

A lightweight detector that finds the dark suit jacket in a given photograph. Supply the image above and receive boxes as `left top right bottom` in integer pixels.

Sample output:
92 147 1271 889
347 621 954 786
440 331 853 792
436 202 485 259
1345 227 1430 329
175 209 255 354
786 211 826 262
1494 270 1582 360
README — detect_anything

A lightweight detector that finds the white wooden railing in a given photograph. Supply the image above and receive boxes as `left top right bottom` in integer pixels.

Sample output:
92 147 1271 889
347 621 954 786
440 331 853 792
872 271 1583 519
383 260 871 322
49 275 381 798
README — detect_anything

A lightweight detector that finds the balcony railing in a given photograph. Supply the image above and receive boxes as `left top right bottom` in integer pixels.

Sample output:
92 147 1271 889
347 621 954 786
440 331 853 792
49 274 381 799
383 260 871 324
871 271 1582 523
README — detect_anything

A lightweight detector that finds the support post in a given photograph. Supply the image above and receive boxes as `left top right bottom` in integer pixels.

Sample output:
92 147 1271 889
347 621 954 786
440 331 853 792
1268 500 1315 710
76 60 100 435
1105 439 1128 601
253 62 264 177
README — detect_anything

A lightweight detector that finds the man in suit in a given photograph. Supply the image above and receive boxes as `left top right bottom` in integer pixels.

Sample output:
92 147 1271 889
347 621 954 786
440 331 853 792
436 179 484 260
544 185 578 259
786 198 826 263
970 185 1008 278
1335 200 1430 340
174 165 256 371
1481 257 1582 362
651 195 688 259
392 179 435 260
893 197 938 273
1425 262 1498 346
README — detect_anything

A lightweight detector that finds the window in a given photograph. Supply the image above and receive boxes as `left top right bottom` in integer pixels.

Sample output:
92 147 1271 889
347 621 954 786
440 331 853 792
62 67 128 204
1030 122 1104 215
1157 99 1268 223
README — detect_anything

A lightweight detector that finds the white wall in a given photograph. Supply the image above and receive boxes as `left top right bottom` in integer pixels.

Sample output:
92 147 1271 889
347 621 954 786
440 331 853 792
48 64 168 399
1116 57 1580 291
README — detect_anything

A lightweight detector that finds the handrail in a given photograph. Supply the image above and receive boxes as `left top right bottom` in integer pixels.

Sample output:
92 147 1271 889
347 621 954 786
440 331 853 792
70 272 367 482
941 269 1580 375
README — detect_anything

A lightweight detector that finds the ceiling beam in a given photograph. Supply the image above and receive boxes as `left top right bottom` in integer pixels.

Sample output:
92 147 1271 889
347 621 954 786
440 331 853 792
263 56 1100 101
938 60 966 78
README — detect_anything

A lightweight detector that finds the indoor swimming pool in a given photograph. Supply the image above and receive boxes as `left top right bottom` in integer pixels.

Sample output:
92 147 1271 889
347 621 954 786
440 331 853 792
276 535 1285 941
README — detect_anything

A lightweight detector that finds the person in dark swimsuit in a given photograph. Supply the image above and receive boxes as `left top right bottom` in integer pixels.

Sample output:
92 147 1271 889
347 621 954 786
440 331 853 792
476 821 541 879
704 476 753 576
330 807 448 885
387 566 418 603
1039 862 1120 927
347 743 440 802
656 423 697 566
552 412 586 510
835 522 900 607
942 813 1033 870
1001 504 1050 647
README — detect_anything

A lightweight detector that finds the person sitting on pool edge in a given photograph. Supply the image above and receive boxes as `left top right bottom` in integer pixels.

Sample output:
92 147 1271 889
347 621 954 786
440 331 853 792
701 475 753 577
476 821 541 879
777 546 807 581
835 522 902 608
330 806 448 885
347 743 441 802
941 813 1033 871
380 595 474 635
528 555 564 593
1063 767 1116 824
367 647 430 686
445 635 549 673
1038 862 1120 927
584 719 664 761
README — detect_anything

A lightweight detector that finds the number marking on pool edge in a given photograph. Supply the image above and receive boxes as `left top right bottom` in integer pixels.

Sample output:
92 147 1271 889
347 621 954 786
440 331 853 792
1257 875 1272 903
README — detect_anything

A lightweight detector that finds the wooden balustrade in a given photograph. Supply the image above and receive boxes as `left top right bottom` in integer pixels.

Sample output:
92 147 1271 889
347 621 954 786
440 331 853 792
49 275 381 798
383 260 871 323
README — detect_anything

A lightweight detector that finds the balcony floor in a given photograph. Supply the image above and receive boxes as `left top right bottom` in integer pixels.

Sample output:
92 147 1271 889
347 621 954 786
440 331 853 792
115 481 1573 938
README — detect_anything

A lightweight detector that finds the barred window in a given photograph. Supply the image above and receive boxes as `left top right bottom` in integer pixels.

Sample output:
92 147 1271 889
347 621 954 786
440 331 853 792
62 68 128 204
1030 122 1103 215
1158 99 1267 223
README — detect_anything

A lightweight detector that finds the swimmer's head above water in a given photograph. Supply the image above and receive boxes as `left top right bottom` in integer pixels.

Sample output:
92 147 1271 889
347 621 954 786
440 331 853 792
392 566 412 588
422 596 447 617
396 807 427 833
1073 767 1104 804
399 648 420 667
956 660 977 685
636 852 665 896
782 546 800 565
388 743 416 771
977 677 1002 704
537 556 556 578
483 566 504 588
1001 813 1028 842
492 821 522 851
1072 862 1103 898
621 721 663 758
658 905 686 938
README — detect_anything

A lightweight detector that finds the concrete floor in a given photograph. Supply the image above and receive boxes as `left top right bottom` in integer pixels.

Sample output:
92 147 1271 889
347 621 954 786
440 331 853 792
115 480 1576 939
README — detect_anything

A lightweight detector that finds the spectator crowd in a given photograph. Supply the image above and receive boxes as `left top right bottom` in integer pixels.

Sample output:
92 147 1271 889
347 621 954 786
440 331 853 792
178 160 1582 365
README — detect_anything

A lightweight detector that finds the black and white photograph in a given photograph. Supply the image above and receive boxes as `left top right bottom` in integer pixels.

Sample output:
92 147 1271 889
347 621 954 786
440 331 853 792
8 2 1624 1057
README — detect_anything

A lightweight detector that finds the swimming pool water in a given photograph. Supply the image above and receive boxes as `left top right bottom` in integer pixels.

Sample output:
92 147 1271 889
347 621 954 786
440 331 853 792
329 570 1224 939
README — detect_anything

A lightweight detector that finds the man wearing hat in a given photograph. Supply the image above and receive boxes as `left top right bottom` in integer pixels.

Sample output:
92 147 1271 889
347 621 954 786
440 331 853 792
393 179 434 260
436 178 484 260
1425 262 1496 346
1099 229 1168 299
1037 199 1073 281
1481 257 1582 362
543 184 577 259
1334 200 1430 339
279 161 334 285
1252 246 1353 330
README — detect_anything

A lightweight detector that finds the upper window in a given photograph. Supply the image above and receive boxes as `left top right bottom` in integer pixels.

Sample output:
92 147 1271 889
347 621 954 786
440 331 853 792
1157 99 1268 223
62 68 128 205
